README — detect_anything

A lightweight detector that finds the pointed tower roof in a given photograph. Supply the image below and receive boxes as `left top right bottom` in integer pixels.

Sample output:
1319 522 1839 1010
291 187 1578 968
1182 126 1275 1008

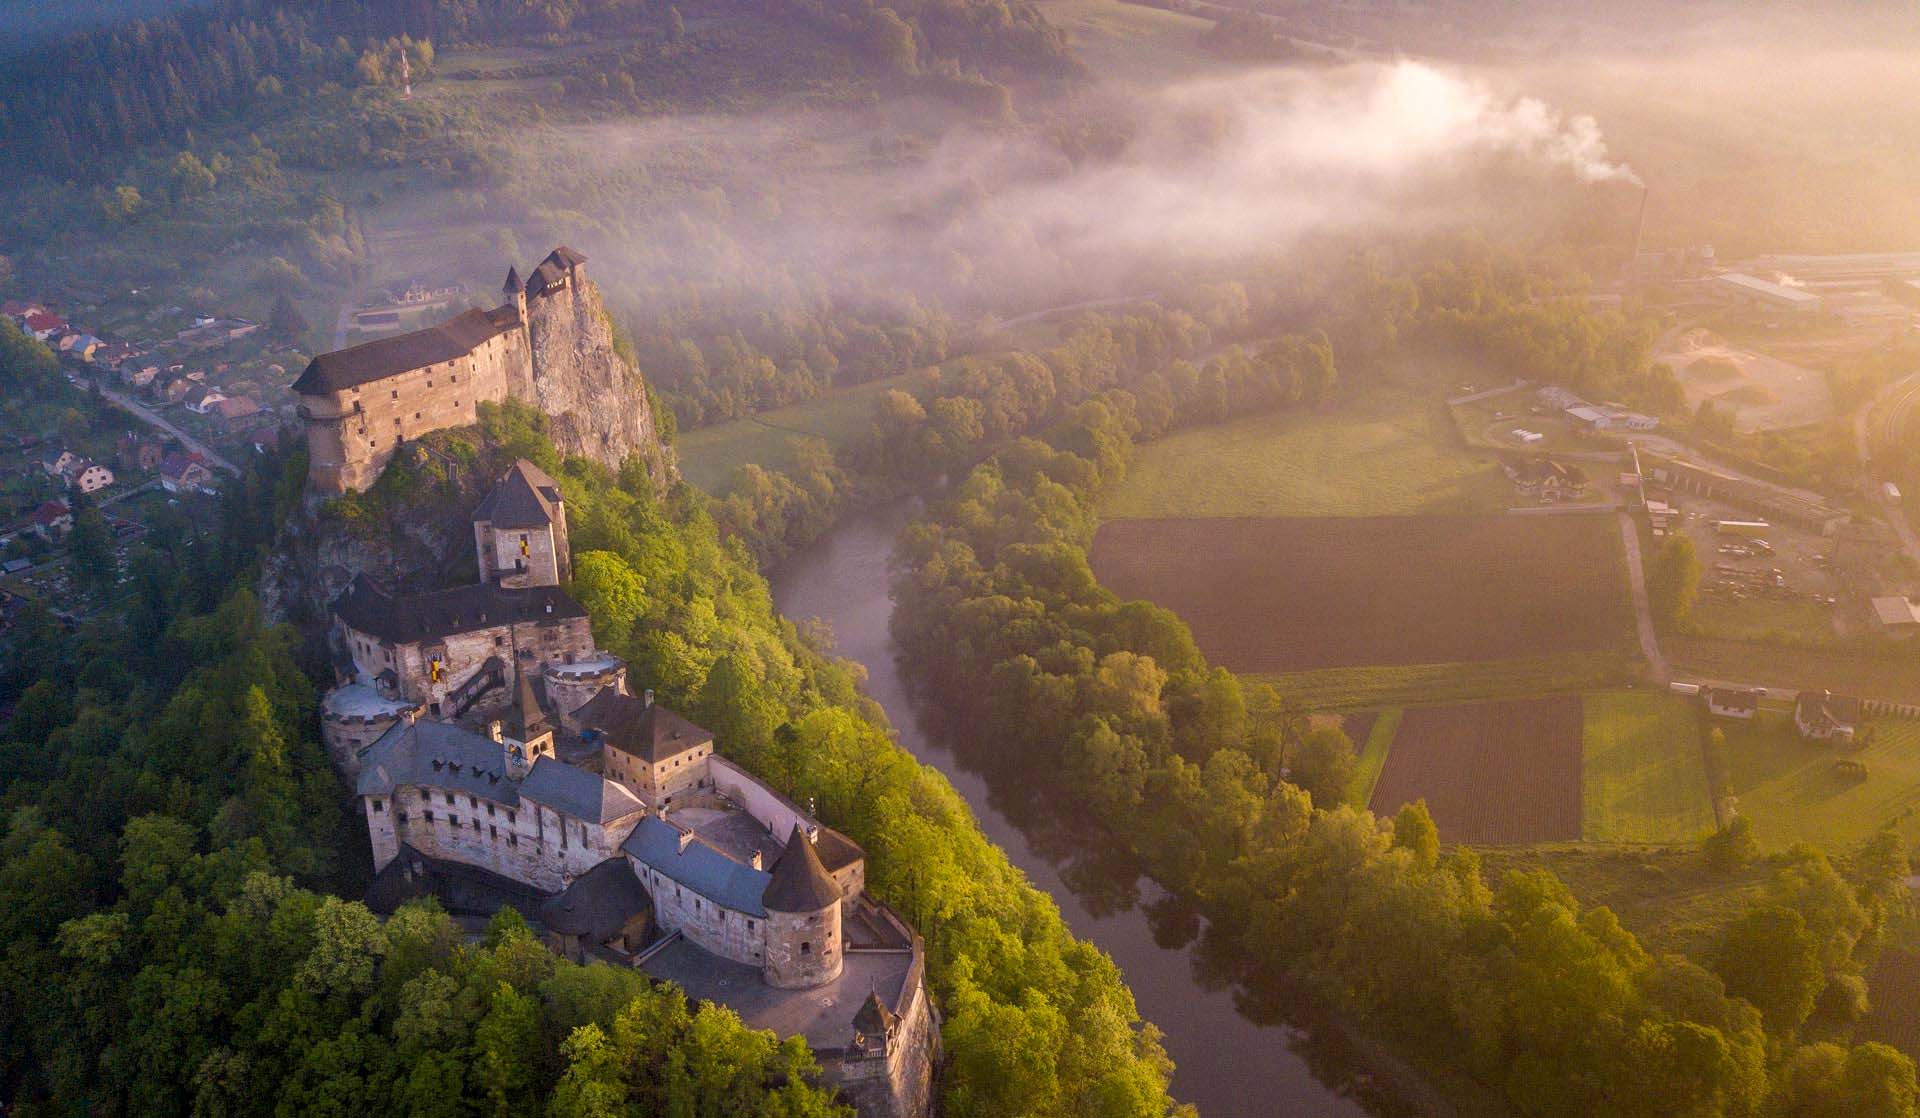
762 823 841 912
472 459 563 530
853 990 898 1037
511 669 550 741
502 265 521 295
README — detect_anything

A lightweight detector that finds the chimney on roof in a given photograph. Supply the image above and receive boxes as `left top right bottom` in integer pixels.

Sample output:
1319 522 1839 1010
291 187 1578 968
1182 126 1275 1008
677 828 694 854
487 719 504 743
643 688 654 708
806 824 820 846
751 849 763 870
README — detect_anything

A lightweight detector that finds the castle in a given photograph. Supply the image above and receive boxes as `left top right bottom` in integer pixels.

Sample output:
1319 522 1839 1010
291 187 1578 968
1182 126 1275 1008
326 459 933 1117
294 248 668 496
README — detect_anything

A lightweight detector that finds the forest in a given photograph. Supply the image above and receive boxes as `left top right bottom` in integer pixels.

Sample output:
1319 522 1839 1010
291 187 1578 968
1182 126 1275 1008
0 320 1185 1117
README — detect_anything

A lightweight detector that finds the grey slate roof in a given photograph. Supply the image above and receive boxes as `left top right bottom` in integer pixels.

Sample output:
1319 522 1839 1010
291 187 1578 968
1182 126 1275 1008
762 823 842 913
472 459 563 530
291 306 519 394
332 573 587 645
510 669 551 740
538 857 651 937
575 690 713 764
526 247 587 297
623 815 771 917
520 755 643 824
356 719 520 807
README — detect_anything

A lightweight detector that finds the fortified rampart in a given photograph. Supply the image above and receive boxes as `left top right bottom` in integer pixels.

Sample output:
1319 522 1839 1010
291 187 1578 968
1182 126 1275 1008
295 248 670 496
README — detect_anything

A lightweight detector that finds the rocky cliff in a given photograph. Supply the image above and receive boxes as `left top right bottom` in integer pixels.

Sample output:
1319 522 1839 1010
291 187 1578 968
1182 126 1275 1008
521 275 674 493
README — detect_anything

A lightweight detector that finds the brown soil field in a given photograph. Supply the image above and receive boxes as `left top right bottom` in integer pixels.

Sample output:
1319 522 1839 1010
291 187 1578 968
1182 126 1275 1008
1369 697 1584 844
1090 515 1632 674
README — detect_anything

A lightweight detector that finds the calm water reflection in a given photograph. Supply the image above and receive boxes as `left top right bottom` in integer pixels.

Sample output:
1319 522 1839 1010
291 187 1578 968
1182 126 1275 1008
771 500 1408 1118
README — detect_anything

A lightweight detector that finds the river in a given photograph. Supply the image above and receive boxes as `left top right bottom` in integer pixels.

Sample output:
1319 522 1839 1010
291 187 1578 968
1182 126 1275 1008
769 500 1388 1118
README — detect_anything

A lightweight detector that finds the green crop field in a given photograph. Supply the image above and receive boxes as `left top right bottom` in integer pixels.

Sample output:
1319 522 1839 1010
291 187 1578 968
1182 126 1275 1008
1684 596 1837 645
1351 707 1402 809
1721 712 1920 851
1103 392 1510 518
677 366 940 491
1253 649 1636 711
1581 691 1716 844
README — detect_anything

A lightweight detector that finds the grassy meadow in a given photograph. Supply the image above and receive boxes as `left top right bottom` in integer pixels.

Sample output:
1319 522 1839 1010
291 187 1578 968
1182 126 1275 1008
1721 712 1920 851
1253 649 1635 712
1580 691 1717 844
1103 391 1509 518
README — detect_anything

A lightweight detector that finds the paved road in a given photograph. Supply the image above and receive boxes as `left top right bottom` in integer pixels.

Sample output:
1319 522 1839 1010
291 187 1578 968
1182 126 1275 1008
1616 509 1670 686
95 385 240 475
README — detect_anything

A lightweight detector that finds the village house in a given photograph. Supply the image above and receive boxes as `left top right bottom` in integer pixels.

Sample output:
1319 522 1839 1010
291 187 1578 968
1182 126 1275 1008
64 459 114 494
1501 454 1589 500
23 311 65 340
121 363 160 388
1704 687 1759 720
159 452 215 494
39 450 78 478
117 433 166 472
1794 690 1861 741
25 500 72 540
183 385 228 414
210 395 263 431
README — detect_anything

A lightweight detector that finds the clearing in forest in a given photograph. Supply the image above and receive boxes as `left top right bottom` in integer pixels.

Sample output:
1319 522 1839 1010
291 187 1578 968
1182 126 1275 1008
1369 697 1585 844
1090 514 1633 674
1580 691 1716 844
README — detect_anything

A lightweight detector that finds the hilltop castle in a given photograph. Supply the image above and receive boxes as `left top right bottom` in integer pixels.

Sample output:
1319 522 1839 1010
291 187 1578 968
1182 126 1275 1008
294 248 669 496
323 459 933 1118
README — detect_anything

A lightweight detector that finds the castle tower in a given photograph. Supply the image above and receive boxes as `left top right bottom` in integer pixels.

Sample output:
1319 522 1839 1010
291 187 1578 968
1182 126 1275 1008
491 669 555 778
503 265 526 322
761 823 844 989
471 458 569 587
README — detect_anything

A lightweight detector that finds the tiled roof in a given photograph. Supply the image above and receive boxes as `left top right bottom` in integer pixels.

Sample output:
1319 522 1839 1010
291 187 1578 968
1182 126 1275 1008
356 719 520 807
762 823 842 913
292 306 519 394
472 459 563 530
538 857 650 937
575 690 712 764
520 755 642 824
331 573 586 645
623 815 770 917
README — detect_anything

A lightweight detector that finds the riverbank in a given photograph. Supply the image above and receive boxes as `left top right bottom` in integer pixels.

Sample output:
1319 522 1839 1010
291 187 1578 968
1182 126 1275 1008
770 500 1456 1118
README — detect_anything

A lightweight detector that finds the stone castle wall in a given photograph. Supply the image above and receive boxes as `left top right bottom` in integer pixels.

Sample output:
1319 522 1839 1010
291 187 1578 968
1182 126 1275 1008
335 614 596 718
309 328 527 494
367 785 642 892
302 261 672 499
477 521 566 588
632 855 769 964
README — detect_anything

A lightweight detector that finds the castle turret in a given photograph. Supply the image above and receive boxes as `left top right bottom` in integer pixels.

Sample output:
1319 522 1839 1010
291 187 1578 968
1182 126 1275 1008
761 823 844 989
503 265 527 322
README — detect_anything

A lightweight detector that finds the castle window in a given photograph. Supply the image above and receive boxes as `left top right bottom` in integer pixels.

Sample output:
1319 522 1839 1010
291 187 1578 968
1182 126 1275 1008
472 819 480 832
393 418 401 427
371 799 384 812
508 834 518 846
469 796 478 809
747 920 755 930
449 814 459 827
486 803 495 817
490 825 497 839
451 374 458 383
391 390 399 399
420 789 431 802
415 412 422 420
507 810 516 824
444 792 454 805
397 811 408 824
424 810 434 823
801 942 812 955
426 380 432 387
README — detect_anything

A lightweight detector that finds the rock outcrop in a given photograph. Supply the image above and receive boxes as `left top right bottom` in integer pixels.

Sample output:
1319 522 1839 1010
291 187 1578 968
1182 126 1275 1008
522 275 673 492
